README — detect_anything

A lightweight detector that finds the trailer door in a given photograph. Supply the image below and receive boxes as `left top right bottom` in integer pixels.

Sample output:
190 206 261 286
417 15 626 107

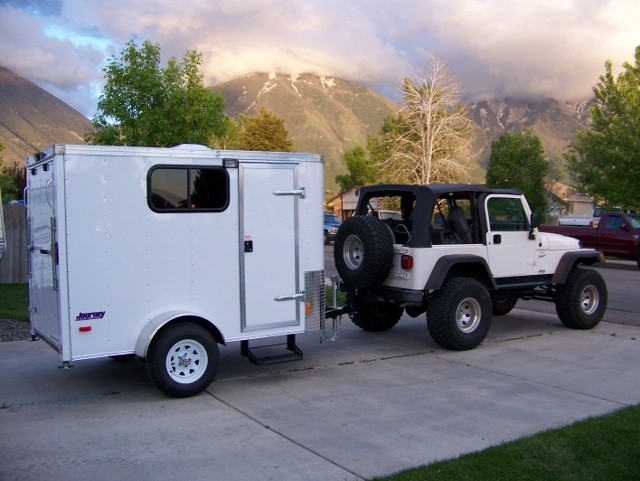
240 163 301 332
27 160 62 348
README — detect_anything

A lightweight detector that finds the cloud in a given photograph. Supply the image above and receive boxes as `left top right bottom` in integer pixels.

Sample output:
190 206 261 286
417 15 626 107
1 0 640 116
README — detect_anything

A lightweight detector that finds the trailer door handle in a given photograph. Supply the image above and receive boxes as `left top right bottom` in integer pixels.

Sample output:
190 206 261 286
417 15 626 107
274 293 304 302
273 187 305 198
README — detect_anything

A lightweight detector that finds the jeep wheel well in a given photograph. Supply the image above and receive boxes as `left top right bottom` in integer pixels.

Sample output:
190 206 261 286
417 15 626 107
425 255 494 292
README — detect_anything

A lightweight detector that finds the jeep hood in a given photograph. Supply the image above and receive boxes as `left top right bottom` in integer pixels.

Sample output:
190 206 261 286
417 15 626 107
536 230 582 250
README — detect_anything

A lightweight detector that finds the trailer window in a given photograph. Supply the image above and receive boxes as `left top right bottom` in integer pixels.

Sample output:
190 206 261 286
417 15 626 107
148 166 229 212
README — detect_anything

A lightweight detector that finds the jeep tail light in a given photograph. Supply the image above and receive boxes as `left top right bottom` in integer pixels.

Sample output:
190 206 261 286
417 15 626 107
401 254 413 270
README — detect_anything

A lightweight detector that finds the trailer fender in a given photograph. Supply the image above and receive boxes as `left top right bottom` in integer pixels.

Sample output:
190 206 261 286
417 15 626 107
552 250 604 285
135 310 225 358
424 254 495 291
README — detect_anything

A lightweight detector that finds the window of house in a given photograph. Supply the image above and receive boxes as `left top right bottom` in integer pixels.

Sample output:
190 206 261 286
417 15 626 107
148 166 229 212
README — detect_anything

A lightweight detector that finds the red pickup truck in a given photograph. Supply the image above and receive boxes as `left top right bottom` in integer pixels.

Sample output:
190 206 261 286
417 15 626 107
539 212 640 268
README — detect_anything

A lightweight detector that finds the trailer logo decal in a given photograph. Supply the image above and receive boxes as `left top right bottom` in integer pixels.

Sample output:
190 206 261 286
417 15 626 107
76 311 106 321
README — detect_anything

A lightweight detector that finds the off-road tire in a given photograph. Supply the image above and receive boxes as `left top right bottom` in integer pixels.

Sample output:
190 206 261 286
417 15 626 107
334 215 394 289
555 267 607 329
351 301 403 332
491 292 519 316
427 277 492 351
146 322 219 398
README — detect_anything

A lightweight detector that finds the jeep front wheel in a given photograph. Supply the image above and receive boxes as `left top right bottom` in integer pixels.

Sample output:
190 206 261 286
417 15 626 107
334 216 394 289
555 267 607 329
427 278 492 351
351 301 403 332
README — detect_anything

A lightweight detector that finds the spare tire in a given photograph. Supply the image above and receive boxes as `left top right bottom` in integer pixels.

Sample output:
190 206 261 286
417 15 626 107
334 215 394 289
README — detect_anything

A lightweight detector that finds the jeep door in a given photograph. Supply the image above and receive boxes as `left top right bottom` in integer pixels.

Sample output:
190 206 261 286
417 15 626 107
485 195 538 278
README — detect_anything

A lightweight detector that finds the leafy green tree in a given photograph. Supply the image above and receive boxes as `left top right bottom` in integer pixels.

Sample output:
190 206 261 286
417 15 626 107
486 130 549 217
566 45 640 210
85 39 228 147
0 142 21 202
236 107 293 151
335 145 380 192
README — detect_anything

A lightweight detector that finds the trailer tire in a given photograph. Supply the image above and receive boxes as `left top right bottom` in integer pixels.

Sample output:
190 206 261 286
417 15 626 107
555 267 607 329
334 216 394 289
146 322 219 398
350 301 403 332
427 278 492 351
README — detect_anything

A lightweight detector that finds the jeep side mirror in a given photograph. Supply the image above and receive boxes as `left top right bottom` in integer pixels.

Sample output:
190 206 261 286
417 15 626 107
529 213 538 240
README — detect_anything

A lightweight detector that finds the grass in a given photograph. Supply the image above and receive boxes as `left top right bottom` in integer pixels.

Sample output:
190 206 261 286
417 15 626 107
371 404 640 481
0 283 29 322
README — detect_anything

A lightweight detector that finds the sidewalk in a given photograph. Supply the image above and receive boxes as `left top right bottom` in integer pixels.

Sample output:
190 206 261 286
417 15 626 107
1 309 639 481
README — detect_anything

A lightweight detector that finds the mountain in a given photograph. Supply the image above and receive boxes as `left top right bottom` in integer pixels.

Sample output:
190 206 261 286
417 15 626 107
1 67 591 193
215 73 398 191
216 74 591 189
0 66 91 165
469 98 591 171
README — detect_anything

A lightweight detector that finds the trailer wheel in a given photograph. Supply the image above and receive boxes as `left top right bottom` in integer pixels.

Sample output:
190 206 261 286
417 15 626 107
350 301 403 332
146 322 219 398
427 277 492 351
555 267 607 329
334 215 394 289
490 292 519 316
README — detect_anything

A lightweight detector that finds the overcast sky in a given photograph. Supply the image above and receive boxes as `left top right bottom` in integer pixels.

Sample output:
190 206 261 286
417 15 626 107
1 0 639 118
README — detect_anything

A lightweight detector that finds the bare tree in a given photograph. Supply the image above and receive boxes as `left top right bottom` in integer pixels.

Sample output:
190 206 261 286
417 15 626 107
382 57 474 184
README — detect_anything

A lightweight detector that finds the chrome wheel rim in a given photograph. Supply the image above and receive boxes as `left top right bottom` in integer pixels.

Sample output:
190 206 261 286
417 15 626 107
343 234 364 270
580 285 599 315
456 297 481 333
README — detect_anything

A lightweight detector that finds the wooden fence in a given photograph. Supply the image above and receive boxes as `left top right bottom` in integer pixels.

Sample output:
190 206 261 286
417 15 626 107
0 204 28 284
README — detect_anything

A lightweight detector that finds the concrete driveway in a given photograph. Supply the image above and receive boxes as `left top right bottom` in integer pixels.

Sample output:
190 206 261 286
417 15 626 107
2 306 639 481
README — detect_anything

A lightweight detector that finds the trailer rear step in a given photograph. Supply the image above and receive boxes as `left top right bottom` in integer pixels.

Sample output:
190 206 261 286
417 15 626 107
240 334 303 365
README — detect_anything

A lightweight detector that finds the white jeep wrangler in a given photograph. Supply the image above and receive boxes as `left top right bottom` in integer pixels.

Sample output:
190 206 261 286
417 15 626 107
333 184 608 351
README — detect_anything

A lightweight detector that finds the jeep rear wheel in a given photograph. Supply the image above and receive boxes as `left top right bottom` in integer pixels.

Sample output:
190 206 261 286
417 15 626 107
555 267 607 329
427 278 492 351
491 292 519 316
334 216 394 289
351 301 403 332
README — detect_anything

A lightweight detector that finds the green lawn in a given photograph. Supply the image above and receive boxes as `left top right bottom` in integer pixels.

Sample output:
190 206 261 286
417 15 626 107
372 404 640 481
0 283 29 322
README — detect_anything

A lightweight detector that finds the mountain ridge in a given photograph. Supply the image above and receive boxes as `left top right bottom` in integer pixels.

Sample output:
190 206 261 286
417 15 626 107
1 67 591 192
0 66 92 164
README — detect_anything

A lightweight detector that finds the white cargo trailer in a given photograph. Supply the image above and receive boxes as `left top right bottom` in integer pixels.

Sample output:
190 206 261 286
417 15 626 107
26 144 327 397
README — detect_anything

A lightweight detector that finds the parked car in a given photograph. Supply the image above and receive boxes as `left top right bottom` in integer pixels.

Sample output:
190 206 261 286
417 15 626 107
539 211 640 268
324 213 342 245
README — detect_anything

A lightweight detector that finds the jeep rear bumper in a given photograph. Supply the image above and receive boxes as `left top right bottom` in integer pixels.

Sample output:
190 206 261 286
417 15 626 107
353 285 425 307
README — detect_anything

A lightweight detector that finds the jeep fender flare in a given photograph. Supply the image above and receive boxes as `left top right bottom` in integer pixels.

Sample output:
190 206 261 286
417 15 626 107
552 249 603 285
424 254 495 291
